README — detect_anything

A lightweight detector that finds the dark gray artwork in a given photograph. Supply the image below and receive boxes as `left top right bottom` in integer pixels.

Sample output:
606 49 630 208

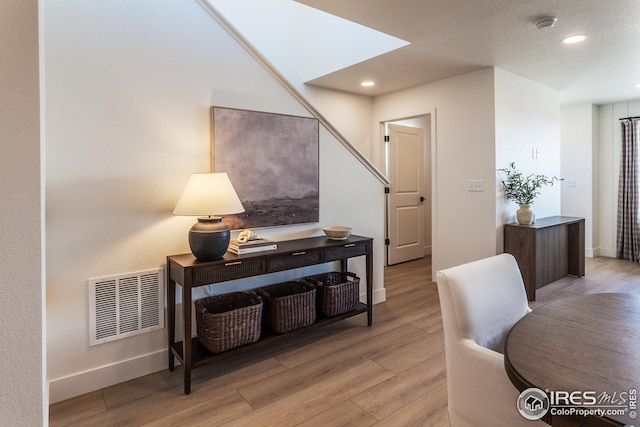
211 107 319 230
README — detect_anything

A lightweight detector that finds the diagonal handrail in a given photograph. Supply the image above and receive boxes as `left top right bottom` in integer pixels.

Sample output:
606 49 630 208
195 0 390 185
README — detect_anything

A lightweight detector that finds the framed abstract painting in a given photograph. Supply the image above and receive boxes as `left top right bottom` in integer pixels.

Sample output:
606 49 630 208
211 106 319 230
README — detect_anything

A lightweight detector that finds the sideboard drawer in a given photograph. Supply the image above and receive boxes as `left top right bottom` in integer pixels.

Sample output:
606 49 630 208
193 258 266 285
267 250 322 272
325 241 368 262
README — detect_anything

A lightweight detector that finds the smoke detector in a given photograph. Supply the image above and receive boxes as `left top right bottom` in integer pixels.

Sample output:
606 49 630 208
536 17 558 29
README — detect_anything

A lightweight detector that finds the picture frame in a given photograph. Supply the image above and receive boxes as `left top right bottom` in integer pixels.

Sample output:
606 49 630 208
211 106 319 230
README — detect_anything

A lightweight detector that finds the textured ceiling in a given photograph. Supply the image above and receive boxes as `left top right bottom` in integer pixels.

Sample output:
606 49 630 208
296 0 640 105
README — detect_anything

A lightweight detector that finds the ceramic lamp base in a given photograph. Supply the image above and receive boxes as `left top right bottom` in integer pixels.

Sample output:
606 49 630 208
189 217 230 261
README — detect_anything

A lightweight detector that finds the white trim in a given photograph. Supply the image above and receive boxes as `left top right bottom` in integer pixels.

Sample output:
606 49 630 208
49 285 386 404
48 287 387 404
370 287 387 305
431 108 438 281
599 248 617 258
48 349 167 403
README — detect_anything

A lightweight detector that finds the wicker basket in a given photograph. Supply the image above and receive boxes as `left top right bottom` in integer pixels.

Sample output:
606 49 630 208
256 281 316 334
305 272 360 317
195 291 263 353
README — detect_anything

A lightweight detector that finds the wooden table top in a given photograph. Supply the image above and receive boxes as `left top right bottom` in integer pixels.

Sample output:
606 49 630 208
505 293 640 426
504 215 585 229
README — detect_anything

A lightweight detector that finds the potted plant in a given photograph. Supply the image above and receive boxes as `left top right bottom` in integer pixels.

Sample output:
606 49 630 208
498 162 561 224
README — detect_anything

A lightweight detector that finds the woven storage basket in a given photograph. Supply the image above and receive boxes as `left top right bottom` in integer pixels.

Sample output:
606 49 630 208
305 272 360 317
256 281 316 334
195 291 263 353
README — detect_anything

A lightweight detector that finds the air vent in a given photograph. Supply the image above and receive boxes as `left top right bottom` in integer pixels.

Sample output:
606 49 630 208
88 268 164 346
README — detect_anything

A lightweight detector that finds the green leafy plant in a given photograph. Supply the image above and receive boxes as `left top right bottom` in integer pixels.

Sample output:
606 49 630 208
497 162 561 205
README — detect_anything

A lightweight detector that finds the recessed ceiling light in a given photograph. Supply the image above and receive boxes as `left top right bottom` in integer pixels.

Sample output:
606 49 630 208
361 81 375 87
636 83 640 88
562 35 586 44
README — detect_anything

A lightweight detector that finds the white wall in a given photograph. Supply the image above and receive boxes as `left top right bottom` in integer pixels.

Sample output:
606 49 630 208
301 86 375 159
370 67 563 275
45 0 385 402
206 0 382 161
561 104 599 256
373 68 497 275
494 68 562 251
597 100 640 257
0 0 46 424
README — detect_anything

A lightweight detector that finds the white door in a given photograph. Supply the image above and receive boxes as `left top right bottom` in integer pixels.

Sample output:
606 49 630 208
387 124 425 265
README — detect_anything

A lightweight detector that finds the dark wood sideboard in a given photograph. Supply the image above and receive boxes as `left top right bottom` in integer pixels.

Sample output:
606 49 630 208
504 216 585 301
167 235 373 394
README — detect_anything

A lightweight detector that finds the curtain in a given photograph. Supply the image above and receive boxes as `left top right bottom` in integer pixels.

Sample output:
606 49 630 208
617 118 640 262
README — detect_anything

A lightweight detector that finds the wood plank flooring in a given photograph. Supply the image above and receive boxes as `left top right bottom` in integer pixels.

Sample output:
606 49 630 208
49 255 640 427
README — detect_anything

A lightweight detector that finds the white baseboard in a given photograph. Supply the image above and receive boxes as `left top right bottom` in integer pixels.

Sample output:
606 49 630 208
49 288 387 404
373 287 386 304
599 247 617 258
587 247 599 258
48 349 168 404
360 287 386 305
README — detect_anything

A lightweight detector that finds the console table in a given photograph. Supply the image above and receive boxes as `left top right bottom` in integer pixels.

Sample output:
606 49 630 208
167 235 373 394
504 216 584 301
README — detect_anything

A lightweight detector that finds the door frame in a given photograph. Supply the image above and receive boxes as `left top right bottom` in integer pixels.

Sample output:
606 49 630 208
381 108 438 279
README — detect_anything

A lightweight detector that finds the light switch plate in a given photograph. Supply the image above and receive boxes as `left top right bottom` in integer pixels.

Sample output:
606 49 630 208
467 179 484 192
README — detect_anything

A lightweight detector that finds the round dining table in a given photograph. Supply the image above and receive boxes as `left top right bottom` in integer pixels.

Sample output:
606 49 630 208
504 293 640 427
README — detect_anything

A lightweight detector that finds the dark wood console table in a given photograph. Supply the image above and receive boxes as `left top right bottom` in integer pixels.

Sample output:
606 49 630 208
504 216 584 301
167 235 373 394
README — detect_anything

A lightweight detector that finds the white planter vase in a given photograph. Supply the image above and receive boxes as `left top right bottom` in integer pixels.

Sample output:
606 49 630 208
516 204 535 225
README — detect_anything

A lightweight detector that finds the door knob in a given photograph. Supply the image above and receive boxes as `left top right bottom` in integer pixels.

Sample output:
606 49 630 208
419 196 425 202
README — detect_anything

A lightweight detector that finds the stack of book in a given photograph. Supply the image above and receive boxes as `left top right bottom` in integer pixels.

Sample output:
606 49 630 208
228 238 277 254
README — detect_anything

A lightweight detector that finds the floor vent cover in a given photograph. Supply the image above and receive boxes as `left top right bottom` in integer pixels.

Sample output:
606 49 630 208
88 268 164 346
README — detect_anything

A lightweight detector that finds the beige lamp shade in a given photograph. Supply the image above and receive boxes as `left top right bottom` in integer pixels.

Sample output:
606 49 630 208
173 173 244 217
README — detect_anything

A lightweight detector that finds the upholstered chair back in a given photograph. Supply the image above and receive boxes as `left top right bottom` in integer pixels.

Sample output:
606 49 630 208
439 253 529 353
436 253 545 427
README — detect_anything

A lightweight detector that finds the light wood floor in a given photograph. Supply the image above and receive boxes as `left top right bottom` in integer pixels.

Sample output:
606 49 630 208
49 255 640 427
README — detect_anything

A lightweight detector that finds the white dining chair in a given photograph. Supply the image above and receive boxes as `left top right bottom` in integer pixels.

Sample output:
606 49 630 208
436 253 546 427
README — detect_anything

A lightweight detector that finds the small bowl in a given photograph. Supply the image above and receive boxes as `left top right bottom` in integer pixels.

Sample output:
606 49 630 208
323 226 352 240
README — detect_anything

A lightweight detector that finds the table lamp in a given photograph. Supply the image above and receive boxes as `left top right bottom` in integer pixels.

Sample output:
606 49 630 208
173 173 245 261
